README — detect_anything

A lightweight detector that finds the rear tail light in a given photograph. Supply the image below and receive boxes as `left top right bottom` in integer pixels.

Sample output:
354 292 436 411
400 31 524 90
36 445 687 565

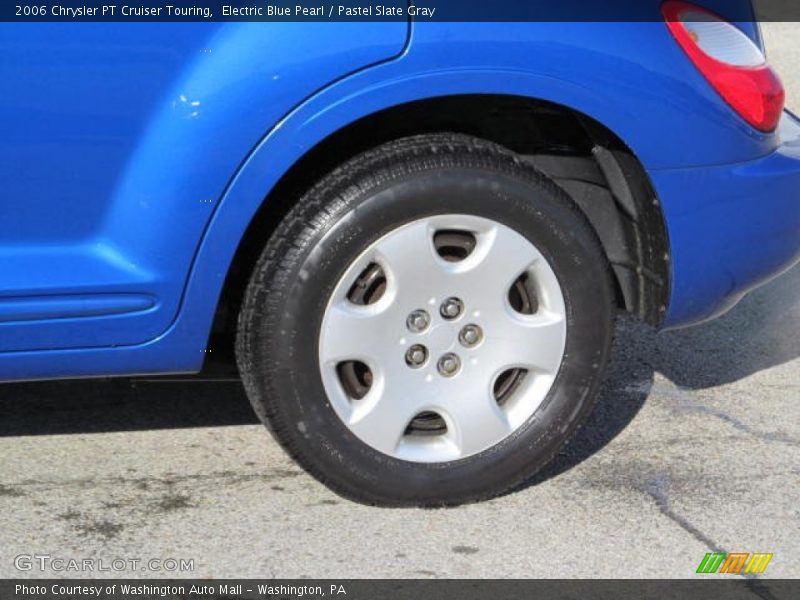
663 0 784 132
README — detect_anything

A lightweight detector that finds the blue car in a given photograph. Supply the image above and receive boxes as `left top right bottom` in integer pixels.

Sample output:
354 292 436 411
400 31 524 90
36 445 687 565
2 1 799 505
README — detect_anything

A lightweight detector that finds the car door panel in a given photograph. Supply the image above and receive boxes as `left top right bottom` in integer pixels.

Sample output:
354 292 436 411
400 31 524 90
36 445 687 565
0 21 407 352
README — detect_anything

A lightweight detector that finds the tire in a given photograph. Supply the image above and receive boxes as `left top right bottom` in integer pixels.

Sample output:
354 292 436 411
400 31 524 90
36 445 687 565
236 133 615 506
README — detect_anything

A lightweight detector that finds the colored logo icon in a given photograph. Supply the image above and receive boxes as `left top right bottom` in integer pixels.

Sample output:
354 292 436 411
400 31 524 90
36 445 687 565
696 552 773 574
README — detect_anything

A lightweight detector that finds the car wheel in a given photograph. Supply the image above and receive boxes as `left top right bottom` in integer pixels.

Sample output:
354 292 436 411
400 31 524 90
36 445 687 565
236 134 615 506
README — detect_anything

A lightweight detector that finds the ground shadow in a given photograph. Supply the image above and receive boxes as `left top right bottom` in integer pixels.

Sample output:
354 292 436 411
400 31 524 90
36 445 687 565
0 356 257 437
526 264 800 485
1 267 798 486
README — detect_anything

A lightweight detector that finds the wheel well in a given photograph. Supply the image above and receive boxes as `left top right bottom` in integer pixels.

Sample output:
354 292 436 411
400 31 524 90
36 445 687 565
211 94 670 353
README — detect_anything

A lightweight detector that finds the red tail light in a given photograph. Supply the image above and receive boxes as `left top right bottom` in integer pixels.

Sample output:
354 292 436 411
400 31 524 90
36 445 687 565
663 0 784 132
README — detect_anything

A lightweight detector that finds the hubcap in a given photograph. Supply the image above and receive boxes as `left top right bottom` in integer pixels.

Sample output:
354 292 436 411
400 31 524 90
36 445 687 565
319 215 567 463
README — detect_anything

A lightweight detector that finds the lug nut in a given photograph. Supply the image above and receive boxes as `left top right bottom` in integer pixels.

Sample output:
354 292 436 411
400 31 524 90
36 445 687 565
459 324 483 348
406 309 430 333
440 297 464 320
437 353 461 377
405 345 428 368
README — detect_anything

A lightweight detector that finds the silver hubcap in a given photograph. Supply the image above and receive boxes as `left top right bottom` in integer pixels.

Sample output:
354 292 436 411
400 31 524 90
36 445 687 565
319 215 567 463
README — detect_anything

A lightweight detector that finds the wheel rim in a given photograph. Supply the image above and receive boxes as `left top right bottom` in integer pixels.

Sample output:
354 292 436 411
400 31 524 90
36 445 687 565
319 214 567 463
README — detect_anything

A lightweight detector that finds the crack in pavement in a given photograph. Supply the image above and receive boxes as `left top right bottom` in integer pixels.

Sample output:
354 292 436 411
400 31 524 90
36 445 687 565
640 472 723 552
640 473 781 600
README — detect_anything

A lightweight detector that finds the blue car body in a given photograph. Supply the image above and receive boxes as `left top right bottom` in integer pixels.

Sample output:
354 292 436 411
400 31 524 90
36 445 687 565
1 4 799 381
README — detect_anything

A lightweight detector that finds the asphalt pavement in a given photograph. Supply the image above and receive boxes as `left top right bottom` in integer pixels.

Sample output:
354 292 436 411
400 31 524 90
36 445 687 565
0 23 797 580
